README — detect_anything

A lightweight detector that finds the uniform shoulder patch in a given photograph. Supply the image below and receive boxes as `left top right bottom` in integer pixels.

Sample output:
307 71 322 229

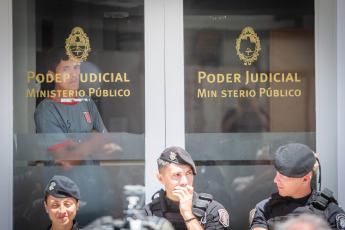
249 208 256 227
218 209 229 228
336 213 345 230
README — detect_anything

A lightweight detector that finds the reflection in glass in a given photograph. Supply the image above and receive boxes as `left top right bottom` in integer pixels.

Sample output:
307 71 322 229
221 87 270 133
184 1 315 134
184 1 315 229
13 0 144 229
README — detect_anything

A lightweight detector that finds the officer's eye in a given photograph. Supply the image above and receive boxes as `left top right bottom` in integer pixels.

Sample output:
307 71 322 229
74 65 80 70
186 171 192 175
63 66 70 71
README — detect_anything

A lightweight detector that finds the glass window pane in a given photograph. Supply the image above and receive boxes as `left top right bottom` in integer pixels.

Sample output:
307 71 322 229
13 1 144 229
184 1 315 229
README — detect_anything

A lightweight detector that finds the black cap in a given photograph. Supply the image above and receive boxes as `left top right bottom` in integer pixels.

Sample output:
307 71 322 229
159 146 197 175
274 143 316 178
45 175 81 200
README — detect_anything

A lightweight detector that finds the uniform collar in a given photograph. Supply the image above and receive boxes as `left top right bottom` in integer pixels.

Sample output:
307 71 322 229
272 190 314 204
71 220 79 230
47 220 78 230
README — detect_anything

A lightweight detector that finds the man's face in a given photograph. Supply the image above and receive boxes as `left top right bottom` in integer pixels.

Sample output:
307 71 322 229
157 163 194 200
44 195 79 227
273 171 306 198
50 59 80 91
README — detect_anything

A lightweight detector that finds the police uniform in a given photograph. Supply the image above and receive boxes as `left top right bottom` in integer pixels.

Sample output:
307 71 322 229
144 146 230 230
45 175 81 230
46 220 79 230
249 143 345 230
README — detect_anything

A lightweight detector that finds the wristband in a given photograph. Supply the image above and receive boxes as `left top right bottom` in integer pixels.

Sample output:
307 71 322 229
184 217 197 223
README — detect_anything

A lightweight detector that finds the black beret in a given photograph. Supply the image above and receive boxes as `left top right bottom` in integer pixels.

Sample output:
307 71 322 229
159 146 197 175
45 175 81 200
274 143 316 178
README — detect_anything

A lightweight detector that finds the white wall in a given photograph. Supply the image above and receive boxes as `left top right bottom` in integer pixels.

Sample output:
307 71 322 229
0 0 13 229
145 0 166 202
337 0 345 206
315 0 338 197
144 0 186 203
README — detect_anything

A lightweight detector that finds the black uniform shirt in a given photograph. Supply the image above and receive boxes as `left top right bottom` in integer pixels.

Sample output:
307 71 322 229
144 189 229 229
250 190 345 230
46 220 79 230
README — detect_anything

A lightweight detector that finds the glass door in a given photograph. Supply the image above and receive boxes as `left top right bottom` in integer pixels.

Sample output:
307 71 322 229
13 1 145 229
183 1 316 229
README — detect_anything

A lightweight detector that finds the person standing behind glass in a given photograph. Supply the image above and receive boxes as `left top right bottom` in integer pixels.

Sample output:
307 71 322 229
34 49 120 170
44 175 80 230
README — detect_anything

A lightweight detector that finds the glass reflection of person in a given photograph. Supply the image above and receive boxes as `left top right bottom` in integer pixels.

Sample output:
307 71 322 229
221 87 270 133
34 50 120 170
231 146 276 227
44 175 80 230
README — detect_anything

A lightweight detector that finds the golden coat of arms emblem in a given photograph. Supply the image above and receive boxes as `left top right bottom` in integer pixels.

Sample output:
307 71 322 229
65 27 91 62
236 27 261 66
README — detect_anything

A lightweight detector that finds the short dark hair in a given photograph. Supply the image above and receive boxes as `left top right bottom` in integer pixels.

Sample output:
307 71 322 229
44 48 70 73
157 158 170 173
36 49 70 102
44 192 49 203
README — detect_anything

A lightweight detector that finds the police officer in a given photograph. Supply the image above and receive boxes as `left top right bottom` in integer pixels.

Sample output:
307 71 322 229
249 143 345 230
44 175 81 230
144 146 230 230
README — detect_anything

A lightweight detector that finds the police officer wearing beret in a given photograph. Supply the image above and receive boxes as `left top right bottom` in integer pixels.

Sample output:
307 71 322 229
144 146 230 230
249 143 345 230
44 175 81 230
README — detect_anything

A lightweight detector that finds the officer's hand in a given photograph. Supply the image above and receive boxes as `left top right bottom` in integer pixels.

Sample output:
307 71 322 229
172 185 195 219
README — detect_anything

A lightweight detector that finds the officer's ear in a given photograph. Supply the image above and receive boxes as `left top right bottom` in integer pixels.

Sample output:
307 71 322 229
44 201 48 213
302 173 312 184
156 173 164 184
47 70 56 82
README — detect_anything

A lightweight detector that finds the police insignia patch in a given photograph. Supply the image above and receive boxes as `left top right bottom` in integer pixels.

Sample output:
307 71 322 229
49 182 56 191
249 208 256 227
169 152 177 161
218 209 229 227
336 213 345 229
